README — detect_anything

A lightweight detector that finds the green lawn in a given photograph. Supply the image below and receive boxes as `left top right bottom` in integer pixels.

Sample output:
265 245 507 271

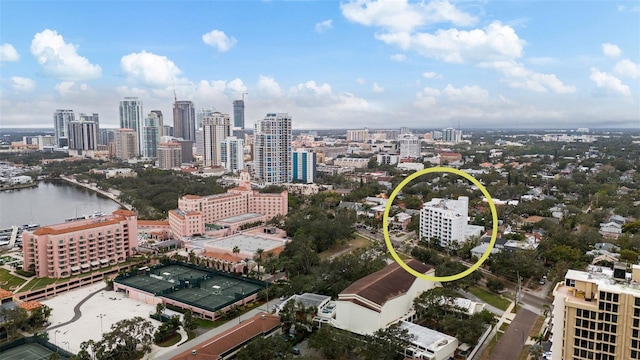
468 286 512 311
20 276 63 292
0 268 27 291
156 333 182 347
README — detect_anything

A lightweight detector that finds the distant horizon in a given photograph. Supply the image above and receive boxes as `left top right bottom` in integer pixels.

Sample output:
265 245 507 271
2 126 639 133
1 1 638 129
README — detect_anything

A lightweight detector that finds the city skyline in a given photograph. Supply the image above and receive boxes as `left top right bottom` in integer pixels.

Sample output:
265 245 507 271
1 1 638 129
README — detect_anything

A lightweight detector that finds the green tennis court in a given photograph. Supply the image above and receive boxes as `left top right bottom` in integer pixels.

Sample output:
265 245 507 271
1 343 69 360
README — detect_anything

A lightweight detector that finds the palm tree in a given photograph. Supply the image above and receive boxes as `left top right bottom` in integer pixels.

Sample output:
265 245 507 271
232 246 241 273
254 248 264 280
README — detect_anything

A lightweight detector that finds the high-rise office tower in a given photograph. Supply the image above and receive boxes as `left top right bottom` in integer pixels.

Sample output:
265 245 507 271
173 100 196 141
150 110 164 136
292 148 316 184
196 107 217 130
141 112 161 158
99 128 117 146
552 265 640 360
67 119 98 154
158 142 183 170
202 112 231 167
399 134 421 159
162 125 173 137
220 136 244 173
119 97 143 153
233 100 245 129
253 113 292 184
53 109 75 147
115 128 138 160
443 128 461 144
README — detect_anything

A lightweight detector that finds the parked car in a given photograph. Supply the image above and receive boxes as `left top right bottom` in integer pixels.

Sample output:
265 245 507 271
539 278 546 285
292 347 301 355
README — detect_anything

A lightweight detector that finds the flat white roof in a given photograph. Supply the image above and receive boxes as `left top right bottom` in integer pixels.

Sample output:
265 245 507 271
206 233 285 253
400 321 457 352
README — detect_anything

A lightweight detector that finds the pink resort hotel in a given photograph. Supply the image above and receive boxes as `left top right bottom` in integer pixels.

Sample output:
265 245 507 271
21 171 288 280
168 171 288 239
21 210 138 278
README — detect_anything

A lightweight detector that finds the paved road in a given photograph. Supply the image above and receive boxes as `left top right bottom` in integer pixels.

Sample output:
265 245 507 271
490 309 538 360
48 286 106 331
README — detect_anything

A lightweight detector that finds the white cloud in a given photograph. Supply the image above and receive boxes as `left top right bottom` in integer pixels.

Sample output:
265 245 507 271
337 92 370 111
202 30 237 52
618 4 640 12
590 68 631 96
443 84 488 103
315 19 334 33
256 75 283 97
30 29 102 80
341 0 478 33
422 71 440 79
602 43 622 58
372 82 384 93
377 21 525 64
227 78 247 94
356 77 366 84
120 51 182 88
487 61 576 93
10 77 35 92
419 86 441 97
55 81 75 96
613 59 640 79
54 81 93 97
390 54 407 61
0 43 20 62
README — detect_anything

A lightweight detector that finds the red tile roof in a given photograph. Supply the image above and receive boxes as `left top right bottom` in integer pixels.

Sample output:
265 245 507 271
0 288 14 300
171 312 281 360
339 259 432 308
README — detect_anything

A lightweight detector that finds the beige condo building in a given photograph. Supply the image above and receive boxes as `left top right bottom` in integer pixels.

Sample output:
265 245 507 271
552 264 640 360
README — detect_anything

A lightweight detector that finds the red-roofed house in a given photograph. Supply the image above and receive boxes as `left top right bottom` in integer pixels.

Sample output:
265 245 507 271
334 259 436 335
171 312 281 360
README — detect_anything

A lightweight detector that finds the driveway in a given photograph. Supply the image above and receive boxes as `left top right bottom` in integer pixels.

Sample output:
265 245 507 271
489 309 538 360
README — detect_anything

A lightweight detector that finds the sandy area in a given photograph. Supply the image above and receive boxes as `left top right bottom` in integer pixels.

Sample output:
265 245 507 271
42 282 161 354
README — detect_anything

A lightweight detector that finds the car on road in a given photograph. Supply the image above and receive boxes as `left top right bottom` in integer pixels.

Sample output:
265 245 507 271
292 347 301 355
543 351 552 359
539 278 546 285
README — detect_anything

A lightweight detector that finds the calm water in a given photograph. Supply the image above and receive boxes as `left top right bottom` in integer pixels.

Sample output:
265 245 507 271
0 180 122 228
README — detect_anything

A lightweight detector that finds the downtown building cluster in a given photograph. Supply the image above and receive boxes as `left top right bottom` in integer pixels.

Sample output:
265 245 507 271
51 97 317 185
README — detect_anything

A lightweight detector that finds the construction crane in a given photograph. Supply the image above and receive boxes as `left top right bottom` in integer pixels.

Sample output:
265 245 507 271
172 76 177 104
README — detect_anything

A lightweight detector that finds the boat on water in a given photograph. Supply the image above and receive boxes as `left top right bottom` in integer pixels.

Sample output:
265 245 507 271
65 211 106 222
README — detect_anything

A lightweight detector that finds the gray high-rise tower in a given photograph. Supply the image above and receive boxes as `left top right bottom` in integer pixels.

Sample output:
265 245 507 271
53 109 75 147
119 97 143 153
173 101 196 141
233 100 245 129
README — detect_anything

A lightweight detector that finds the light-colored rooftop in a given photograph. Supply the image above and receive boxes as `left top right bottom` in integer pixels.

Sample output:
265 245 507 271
206 233 285 253
565 267 640 296
216 213 264 224
400 321 457 353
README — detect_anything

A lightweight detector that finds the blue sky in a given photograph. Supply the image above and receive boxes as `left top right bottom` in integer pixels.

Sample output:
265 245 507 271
1 0 639 129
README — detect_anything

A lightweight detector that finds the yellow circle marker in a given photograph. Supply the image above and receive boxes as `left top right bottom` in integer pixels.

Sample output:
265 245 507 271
383 166 498 282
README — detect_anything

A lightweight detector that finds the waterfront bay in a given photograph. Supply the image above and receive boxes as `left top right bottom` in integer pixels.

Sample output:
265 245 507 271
0 180 122 228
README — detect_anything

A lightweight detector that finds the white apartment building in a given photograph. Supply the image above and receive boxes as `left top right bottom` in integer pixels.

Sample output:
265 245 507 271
220 136 244 173
202 113 231 167
399 133 421 159
253 113 292 184
420 196 469 249
347 129 369 142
